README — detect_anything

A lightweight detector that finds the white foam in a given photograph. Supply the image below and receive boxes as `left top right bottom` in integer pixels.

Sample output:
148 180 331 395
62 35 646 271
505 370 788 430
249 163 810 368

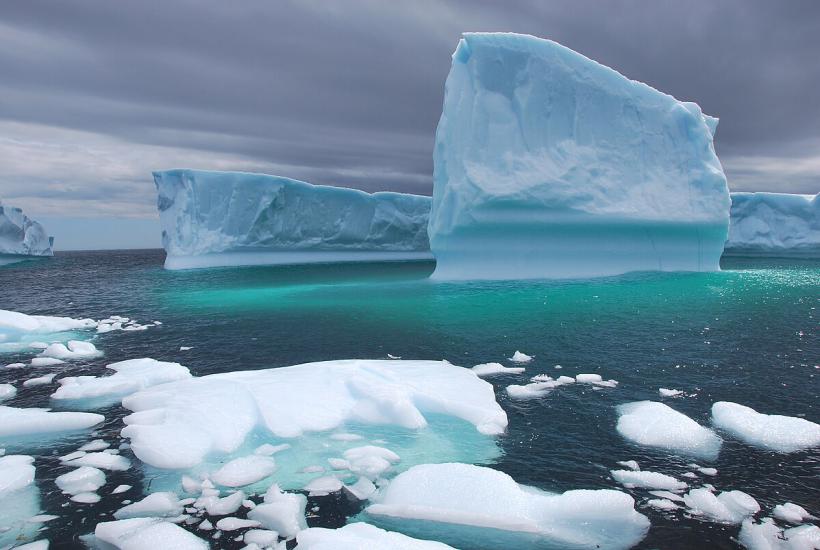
611 470 687 492
682 487 760 524
471 363 525 376
365 463 649 549
711 402 820 453
295 522 456 549
0 406 103 438
94 517 209 549
617 401 722 460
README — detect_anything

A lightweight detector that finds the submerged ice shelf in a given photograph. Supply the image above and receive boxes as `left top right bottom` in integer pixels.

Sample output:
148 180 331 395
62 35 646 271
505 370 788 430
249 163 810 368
154 169 432 270
725 192 820 258
0 199 53 266
428 33 729 280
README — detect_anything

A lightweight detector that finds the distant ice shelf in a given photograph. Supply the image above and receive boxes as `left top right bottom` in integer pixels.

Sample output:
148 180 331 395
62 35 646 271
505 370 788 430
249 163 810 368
0 199 53 266
724 192 819 258
428 33 730 280
154 169 432 270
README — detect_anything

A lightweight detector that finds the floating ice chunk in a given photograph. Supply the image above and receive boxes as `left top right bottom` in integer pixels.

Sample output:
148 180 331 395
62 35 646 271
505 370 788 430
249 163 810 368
179 346 193 351
698 467 718 476
114 492 183 520
428 33 729 280
30 357 65 367
576 374 618 387
247 485 307 538
725 192 820 258
682 488 760 524
202 491 245 516
295 522 456 549
772 503 816 524
244 529 279 547
365 463 649 549
23 374 56 387
0 383 16 400
0 309 95 335
646 499 680 511
659 388 684 397
711 402 820 453
304 476 343 496
14 540 50 550
611 470 687 492
739 517 820 550
211 455 277 488
346 477 377 501
343 446 400 480
71 491 101 503
0 406 103 438
63 452 130 471
509 351 533 364
4 362 27 369
198 519 213 531
617 401 722 460
56 467 106 495
0 455 35 494
682 472 698 479
471 363 525 376
154 169 433 270
112 485 132 495
617 460 640 471
648 490 685 503
52 359 191 403
26 515 58 523
215 518 261 531
40 340 101 360
94 517 209 549
79 440 110 452
327 458 350 470
120 360 507 470
254 443 290 456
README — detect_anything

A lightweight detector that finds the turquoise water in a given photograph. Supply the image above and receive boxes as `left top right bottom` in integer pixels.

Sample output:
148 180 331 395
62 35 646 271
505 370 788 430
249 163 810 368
0 250 817 549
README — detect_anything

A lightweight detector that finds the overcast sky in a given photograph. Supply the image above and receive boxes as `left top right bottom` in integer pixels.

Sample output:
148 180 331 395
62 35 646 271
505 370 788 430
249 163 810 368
1 0 818 249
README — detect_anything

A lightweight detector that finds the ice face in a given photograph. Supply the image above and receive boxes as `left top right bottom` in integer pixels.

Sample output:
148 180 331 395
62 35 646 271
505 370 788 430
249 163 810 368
725 192 820 258
429 33 730 280
711 401 820 453
154 169 433 270
616 401 722 460
0 200 53 261
363 462 650 550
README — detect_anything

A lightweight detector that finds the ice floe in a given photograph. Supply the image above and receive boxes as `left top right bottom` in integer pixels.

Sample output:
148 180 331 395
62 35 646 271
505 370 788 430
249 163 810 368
92 517 209 549
738 517 820 550
616 401 722 460
610 470 687 491
364 463 649 549
40 340 102 360
120 360 507 471
509 351 533 363
0 455 40 548
62 451 131 471
711 402 820 453
52 358 191 404
295 522 456 549
215 517 260 531
303 475 344 496
23 373 56 387
0 383 16 400
211 455 277 488
646 499 680 511
0 405 103 439
659 388 684 397
114 492 183 520
56 466 106 495
772 502 816 524
682 487 760 524
471 362 525 376
247 484 307 538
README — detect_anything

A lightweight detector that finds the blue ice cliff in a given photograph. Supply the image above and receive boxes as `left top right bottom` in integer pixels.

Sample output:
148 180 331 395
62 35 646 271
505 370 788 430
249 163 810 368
0 199 53 266
429 33 730 279
724 192 819 258
154 169 433 270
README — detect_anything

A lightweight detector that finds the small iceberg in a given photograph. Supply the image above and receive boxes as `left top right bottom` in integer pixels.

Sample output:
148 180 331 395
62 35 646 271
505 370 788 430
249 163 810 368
711 401 820 453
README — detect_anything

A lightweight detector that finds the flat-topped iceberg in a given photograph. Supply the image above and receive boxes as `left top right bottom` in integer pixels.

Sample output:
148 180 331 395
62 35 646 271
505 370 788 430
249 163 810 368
429 33 730 279
154 169 432 270
363 462 650 550
0 199 53 266
724 192 819 258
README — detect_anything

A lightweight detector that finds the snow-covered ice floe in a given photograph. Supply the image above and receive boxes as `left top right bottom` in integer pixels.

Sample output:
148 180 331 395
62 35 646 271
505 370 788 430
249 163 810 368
153 169 433 270
52 358 191 407
0 405 103 441
0 309 96 353
88 517 209 549
610 470 687 492
0 455 41 548
616 401 722 460
362 462 649 550
295 522 456 549
711 401 820 453
119 360 507 491
739 517 820 550
428 32 729 280
0 199 53 266
724 192 820 258
471 362 525 377
772 502 816 524
682 487 759 524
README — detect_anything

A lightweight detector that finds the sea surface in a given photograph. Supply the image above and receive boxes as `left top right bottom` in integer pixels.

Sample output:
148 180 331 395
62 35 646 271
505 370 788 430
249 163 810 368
0 250 818 549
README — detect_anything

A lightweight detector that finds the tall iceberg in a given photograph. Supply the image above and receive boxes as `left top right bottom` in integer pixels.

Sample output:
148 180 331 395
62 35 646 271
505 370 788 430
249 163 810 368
154 169 432 270
724 192 819 258
0 199 53 266
429 33 730 279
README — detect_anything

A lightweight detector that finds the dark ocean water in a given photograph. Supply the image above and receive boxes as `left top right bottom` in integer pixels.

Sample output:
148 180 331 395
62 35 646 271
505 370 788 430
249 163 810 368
0 250 818 549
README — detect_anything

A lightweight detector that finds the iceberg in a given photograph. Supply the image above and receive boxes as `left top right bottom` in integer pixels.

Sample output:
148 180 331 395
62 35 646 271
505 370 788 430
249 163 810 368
711 401 820 453
0 199 53 266
724 192 820 258
154 169 432 270
429 32 730 280
363 462 650 550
